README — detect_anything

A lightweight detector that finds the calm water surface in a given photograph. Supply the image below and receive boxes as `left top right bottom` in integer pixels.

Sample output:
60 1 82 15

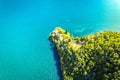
0 0 120 80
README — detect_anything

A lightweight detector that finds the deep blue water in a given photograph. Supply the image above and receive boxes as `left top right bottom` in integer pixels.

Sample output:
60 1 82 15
0 0 120 80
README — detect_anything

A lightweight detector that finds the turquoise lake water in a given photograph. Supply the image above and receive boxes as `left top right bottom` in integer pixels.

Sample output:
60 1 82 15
0 0 120 80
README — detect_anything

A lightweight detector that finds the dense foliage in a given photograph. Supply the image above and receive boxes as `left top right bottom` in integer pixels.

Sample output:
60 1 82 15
50 27 120 80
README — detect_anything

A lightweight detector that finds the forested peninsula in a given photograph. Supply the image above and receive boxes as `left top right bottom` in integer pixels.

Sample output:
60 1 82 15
49 27 120 80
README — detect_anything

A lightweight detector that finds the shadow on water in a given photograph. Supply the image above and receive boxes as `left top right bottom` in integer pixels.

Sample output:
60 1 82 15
49 41 63 80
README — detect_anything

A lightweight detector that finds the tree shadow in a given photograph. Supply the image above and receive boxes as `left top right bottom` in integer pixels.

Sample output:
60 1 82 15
49 42 63 80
